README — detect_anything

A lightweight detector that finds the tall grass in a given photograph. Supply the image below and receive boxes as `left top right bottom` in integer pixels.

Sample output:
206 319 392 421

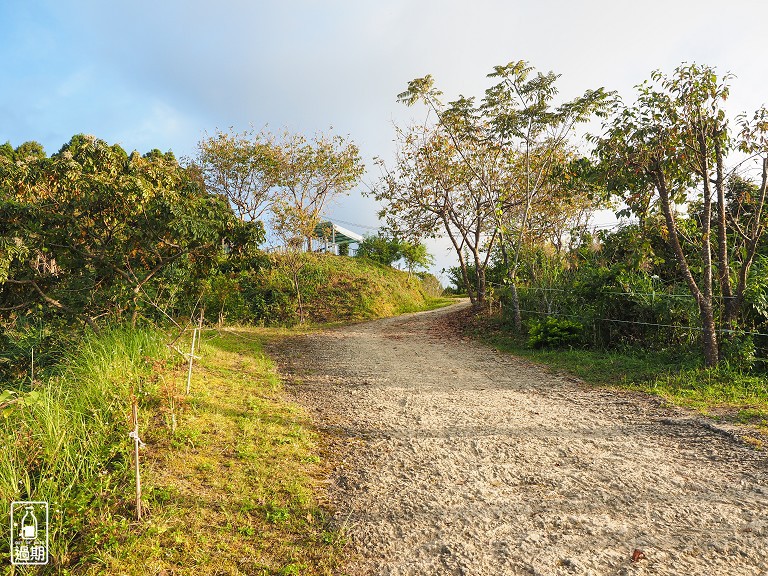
0 327 166 568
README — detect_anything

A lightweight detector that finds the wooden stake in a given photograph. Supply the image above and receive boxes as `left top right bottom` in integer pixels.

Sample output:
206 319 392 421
196 309 204 354
30 348 34 384
131 396 142 521
186 328 197 395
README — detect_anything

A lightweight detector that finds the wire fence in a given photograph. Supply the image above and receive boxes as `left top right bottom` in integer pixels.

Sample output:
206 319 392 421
483 280 768 362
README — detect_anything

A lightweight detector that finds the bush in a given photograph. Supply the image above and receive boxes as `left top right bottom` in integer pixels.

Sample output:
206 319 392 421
527 316 583 349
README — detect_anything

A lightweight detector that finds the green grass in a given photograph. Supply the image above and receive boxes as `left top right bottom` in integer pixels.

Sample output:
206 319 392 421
0 327 167 569
477 317 768 428
0 326 346 574
258 253 446 324
86 327 345 575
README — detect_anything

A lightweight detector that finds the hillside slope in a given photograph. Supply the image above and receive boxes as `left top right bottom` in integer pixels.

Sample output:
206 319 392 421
228 253 446 325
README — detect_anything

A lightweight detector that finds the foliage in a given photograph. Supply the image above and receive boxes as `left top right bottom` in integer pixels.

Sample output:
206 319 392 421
594 63 768 366
197 128 279 222
0 135 245 328
481 319 768 427
527 316 583 348
260 253 445 324
400 240 434 275
377 60 611 309
355 232 434 274
356 232 402 265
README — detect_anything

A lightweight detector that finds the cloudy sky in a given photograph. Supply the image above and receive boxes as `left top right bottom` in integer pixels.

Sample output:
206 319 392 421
2 0 767 279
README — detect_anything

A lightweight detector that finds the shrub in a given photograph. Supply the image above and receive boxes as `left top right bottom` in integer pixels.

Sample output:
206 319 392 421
527 316 583 349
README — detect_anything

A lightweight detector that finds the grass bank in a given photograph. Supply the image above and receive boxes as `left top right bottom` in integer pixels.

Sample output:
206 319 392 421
213 252 450 325
476 316 768 430
1 326 345 574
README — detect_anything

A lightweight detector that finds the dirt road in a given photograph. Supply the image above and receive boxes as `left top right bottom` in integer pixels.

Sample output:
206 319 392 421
271 302 768 575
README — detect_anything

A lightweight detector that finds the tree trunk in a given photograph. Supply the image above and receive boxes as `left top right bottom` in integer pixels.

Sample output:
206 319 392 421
653 166 718 366
510 283 522 331
699 299 719 368
697 133 718 366
470 247 486 307
498 232 522 330
714 139 734 329
442 215 476 305
475 263 486 307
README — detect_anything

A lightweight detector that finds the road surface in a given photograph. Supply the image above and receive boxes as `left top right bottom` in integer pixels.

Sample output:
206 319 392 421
271 302 768 575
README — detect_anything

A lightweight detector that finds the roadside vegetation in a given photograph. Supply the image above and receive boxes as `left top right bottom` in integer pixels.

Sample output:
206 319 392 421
477 314 768 429
4 54 768 571
207 251 447 326
375 60 768 425
0 128 442 572
376 60 768 366
0 325 348 574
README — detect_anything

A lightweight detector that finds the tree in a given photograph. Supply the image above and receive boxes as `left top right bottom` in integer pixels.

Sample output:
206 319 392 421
355 232 434 276
0 135 239 329
272 131 364 251
269 199 318 324
375 124 498 306
355 232 403 266
399 240 434 277
596 64 768 367
388 61 611 316
197 128 279 222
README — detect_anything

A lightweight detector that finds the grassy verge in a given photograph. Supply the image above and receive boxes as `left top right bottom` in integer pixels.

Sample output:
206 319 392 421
0 326 344 575
230 253 448 325
90 327 344 575
0 327 167 569
476 316 768 429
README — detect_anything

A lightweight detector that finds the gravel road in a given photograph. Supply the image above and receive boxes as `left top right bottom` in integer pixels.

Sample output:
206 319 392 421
270 302 768 576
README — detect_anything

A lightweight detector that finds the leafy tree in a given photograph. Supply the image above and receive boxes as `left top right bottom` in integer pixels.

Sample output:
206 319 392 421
197 128 279 222
595 64 768 366
383 61 610 313
273 131 364 250
355 233 403 266
375 124 498 306
399 240 434 277
0 134 240 329
355 232 434 276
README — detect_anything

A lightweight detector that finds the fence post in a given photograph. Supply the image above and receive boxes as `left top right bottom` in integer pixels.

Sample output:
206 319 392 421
186 328 197 395
131 396 142 521
197 309 204 354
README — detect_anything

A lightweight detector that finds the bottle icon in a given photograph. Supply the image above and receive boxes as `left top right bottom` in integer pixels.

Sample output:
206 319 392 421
20 505 38 540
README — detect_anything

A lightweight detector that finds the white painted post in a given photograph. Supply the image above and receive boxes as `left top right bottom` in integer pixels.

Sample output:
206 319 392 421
186 328 197 395
131 397 142 521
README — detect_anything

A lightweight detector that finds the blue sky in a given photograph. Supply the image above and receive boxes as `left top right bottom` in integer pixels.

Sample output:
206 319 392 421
2 0 768 279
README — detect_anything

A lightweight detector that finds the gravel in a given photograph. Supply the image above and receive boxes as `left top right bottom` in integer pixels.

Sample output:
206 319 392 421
270 301 768 575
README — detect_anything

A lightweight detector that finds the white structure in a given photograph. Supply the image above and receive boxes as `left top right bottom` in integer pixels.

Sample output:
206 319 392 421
313 221 364 255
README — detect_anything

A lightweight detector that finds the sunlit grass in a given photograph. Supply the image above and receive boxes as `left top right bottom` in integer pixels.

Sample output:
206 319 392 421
0 326 345 574
0 327 166 568
479 319 768 429
90 327 345 575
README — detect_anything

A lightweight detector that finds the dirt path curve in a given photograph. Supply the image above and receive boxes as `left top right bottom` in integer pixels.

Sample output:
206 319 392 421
269 302 768 576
